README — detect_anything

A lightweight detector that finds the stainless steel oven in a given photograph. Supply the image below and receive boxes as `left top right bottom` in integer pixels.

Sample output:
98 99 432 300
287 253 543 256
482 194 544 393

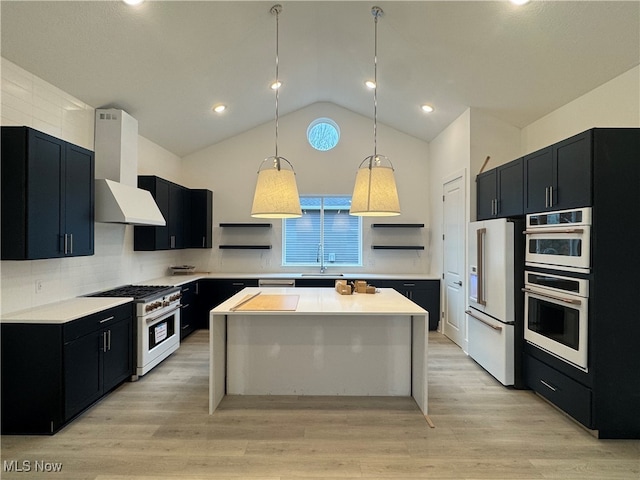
524 207 591 273
523 271 589 371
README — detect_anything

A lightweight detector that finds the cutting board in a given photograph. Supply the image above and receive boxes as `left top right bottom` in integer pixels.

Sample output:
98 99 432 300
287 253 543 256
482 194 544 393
231 293 299 311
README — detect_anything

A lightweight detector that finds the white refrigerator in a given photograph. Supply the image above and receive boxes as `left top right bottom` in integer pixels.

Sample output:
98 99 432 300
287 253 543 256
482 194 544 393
466 218 524 386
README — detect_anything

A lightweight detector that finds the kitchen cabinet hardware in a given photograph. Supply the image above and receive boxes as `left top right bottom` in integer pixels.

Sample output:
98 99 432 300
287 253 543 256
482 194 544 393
219 223 272 228
540 379 557 392
1 127 95 260
371 245 424 250
370 223 424 228
219 245 272 249
99 316 115 324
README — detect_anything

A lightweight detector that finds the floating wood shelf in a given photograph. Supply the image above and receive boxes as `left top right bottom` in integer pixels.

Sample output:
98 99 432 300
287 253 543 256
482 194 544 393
219 245 272 250
371 245 425 250
219 223 272 228
371 223 425 228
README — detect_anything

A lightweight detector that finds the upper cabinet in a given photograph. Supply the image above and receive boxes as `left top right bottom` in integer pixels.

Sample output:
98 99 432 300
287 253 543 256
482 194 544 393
477 158 523 220
187 189 213 249
134 176 212 251
1 127 94 260
524 130 592 213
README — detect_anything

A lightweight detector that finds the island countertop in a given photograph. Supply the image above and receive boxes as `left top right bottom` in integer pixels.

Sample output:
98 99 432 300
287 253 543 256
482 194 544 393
209 287 429 416
213 287 428 316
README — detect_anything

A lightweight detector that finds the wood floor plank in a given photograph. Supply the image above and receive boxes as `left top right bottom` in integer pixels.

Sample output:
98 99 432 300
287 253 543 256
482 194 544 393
1 330 638 480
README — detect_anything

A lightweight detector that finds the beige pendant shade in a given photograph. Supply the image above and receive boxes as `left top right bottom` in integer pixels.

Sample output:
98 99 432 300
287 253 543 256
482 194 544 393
251 156 301 218
349 6 401 217
350 155 400 216
250 4 301 219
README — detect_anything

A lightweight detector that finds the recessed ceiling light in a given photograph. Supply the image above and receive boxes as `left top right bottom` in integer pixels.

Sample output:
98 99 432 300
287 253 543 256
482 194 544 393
509 0 530 5
365 80 376 89
212 104 227 113
122 0 144 5
270 81 282 90
421 104 434 113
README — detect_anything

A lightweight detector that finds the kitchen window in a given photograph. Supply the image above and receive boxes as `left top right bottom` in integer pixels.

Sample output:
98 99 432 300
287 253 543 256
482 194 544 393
283 196 362 267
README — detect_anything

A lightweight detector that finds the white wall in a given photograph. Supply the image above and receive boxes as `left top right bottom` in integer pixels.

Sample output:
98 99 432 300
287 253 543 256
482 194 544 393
0 58 183 314
181 102 431 275
521 66 640 154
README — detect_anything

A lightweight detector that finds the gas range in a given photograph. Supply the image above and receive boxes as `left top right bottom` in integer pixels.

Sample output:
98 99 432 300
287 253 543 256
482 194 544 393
88 284 182 378
87 284 181 316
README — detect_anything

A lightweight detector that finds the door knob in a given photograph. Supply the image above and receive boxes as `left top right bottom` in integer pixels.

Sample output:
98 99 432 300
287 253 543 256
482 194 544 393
455 281 463 286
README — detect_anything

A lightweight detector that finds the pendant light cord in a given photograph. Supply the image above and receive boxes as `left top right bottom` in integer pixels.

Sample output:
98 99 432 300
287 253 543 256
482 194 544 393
272 4 281 162
373 7 380 160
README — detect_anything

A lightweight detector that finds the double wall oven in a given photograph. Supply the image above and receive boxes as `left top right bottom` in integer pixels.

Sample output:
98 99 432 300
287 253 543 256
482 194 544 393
88 285 181 378
523 207 591 372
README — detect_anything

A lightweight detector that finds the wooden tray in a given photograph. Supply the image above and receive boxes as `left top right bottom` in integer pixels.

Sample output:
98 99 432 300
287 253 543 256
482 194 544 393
230 293 299 311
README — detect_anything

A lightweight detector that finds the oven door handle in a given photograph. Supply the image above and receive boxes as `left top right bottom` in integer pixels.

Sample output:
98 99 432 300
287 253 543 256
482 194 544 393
465 310 503 331
146 305 181 323
522 228 585 235
522 287 582 305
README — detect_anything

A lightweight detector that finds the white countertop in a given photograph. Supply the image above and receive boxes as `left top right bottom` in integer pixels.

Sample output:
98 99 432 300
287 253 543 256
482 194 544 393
141 272 440 288
1 297 133 324
212 287 427 316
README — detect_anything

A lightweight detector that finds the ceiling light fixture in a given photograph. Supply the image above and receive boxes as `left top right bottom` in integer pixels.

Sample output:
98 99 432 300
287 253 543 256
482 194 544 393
365 80 376 89
122 0 144 6
213 104 227 113
350 6 400 217
270 81 282 90
251 4 301 219
509 0 530 5
421 104 434 113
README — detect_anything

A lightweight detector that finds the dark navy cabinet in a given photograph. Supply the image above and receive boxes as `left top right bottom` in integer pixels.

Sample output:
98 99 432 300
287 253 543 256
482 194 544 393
477 158 523 220
524 130 592 213
1 126 94 260
1 303 133 435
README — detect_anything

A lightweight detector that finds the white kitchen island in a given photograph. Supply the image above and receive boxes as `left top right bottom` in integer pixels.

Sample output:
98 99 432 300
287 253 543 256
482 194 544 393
209 287 428 415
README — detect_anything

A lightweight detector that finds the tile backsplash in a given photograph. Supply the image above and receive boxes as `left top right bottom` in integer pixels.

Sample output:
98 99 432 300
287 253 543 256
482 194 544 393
1 58 182 315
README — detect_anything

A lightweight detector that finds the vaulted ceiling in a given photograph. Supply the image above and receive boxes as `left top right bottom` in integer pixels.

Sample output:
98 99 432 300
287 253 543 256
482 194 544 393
2 1 639 157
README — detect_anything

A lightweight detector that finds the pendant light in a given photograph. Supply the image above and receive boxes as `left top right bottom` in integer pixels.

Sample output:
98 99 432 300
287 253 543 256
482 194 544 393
350 6 400 217
251 4 302 219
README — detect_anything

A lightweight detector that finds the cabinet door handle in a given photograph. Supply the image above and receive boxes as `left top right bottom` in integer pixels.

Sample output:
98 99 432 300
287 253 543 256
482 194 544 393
540 379 557 392
99 316 115 324
544 187 549 208
108 330 111 351
170 236 176 249
63 234 68 255
69 233 73 254
102 332 107 352
202 236 206 248
549 186 554 207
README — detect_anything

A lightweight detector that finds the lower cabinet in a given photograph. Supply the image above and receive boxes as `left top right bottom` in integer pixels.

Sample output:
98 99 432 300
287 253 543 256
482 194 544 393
373 280 441 331
1 303 133 434
180 281 198 339
196 279 259 329
525 354 592 429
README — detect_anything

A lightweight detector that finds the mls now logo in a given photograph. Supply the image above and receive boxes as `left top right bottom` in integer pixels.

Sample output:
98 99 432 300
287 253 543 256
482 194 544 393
3 459 63 473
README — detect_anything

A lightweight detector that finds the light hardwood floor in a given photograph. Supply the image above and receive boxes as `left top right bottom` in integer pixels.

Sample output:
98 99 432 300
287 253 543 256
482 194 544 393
2 330 638 479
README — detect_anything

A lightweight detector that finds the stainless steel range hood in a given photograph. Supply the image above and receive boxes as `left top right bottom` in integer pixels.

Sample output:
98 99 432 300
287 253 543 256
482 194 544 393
94 108 166 226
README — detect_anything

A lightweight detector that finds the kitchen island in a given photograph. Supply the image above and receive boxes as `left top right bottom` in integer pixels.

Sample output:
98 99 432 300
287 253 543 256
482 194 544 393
209 287 428 415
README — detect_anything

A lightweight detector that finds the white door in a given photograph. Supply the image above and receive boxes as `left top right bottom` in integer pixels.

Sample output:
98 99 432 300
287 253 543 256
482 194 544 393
442 174 467 350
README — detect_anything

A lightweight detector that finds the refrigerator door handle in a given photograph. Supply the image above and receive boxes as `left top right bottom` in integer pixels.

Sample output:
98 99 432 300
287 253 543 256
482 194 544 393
465 310 502 331
476 228 487 306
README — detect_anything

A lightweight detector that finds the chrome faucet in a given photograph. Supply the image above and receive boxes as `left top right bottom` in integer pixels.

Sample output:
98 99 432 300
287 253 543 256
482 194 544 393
317 243 326 273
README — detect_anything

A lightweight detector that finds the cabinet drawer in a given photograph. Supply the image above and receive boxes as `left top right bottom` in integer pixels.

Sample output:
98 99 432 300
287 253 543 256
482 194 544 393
525 354 592 428
64 303 133 342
